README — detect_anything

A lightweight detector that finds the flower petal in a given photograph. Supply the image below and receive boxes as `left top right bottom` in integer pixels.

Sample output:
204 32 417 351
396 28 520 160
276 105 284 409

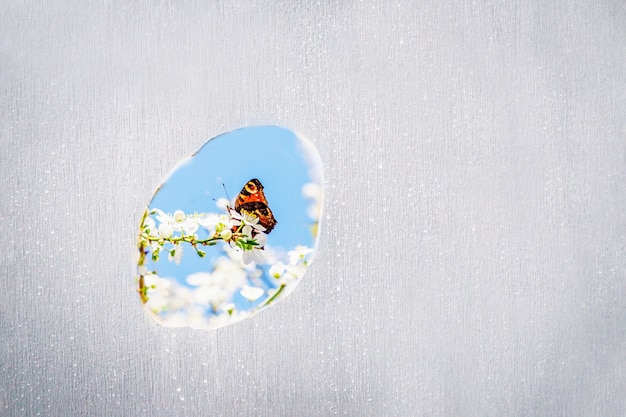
240 285 264 301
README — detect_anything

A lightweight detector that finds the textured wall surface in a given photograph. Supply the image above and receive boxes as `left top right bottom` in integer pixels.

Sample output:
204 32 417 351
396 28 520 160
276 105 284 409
1 1 625 416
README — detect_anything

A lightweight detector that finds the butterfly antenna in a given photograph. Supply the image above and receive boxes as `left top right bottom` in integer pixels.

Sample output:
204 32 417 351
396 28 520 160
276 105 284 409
222 182 233 211
222 182 231 201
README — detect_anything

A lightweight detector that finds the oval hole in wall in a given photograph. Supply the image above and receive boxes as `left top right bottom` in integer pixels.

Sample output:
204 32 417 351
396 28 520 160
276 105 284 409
136 126 323 329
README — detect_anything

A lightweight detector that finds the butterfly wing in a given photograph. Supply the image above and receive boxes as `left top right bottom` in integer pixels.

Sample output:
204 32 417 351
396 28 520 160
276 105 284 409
235 179 278 233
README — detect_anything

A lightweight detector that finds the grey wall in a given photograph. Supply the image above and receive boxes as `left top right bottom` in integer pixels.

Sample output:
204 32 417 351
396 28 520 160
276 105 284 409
1 1 625 416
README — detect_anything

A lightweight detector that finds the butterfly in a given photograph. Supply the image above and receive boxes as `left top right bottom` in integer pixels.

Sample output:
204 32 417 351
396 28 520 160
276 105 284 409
234 178 277 233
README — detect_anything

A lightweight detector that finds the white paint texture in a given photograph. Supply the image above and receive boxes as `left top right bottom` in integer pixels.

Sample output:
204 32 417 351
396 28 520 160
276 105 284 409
1 1 625 416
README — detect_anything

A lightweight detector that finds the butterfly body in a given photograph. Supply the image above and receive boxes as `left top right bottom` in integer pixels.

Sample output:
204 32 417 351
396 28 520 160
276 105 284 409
235 178 277 233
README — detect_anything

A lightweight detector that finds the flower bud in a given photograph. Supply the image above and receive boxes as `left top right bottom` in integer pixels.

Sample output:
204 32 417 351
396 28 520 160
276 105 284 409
173 210 186 222
158 223 174 238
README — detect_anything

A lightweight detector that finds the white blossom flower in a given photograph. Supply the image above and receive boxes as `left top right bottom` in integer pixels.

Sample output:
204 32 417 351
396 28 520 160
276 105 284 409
229 209 242 226
181 212 219 236
281 263 306 285
242 246 265 265
219 228 232 241
149 240 161 252
230 210 266 232
208 309 250 330
181 218 199 235
287 245 314 265
252 231 267 246
199 213 219 227
143 273 174 312
158 222 174 238
173 210 186 222
199 213 220 235
221 303 235 314
241 232 267 265
240 225 252 238
240 285 264 301
145 294 170 313
268 262 286 279
142 217 156 234
154 209 175 227
212 213 237 237
143 272 166 289
153 209 188 236
168 244 183 265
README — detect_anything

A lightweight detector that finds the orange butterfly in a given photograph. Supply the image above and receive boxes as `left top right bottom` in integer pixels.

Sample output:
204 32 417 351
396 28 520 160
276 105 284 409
234 178 277 233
